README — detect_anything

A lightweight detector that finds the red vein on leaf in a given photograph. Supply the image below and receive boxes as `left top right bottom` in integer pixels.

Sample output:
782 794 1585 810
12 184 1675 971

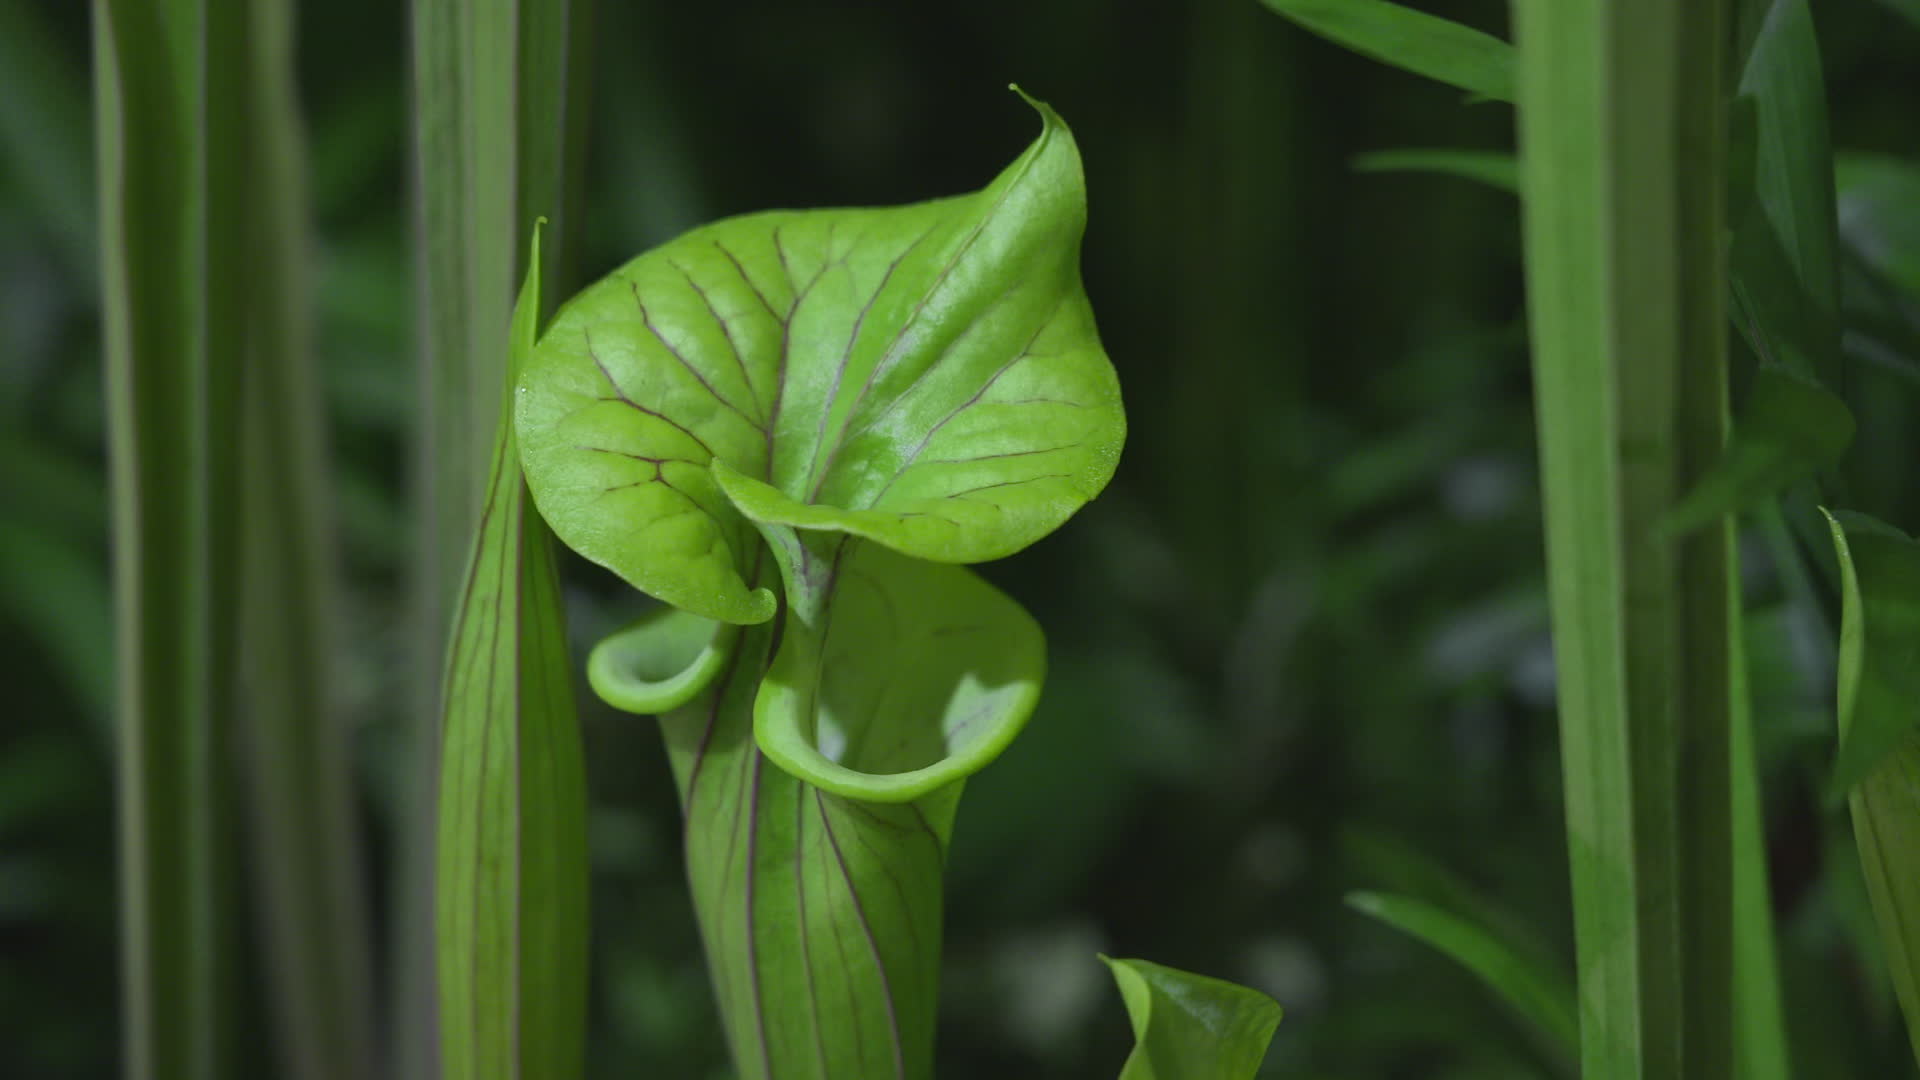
671 258 768 421
628 279 760 430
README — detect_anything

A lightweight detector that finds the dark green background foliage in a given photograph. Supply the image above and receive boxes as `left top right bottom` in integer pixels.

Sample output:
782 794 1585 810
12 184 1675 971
5 0 1919 1076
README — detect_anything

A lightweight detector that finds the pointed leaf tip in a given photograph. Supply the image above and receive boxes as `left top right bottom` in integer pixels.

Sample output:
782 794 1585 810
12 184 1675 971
1101 955 1281 1080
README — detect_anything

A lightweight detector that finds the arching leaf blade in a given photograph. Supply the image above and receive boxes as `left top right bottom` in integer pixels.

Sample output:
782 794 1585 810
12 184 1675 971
1346 891 1579 1055
1100 955 1282 1080
1352 148 1519 193
1256 0 1514 103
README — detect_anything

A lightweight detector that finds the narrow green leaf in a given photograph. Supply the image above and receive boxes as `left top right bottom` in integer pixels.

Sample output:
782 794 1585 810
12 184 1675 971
95 0 245 1074
1825 509 1920 1066
436 227 590 1080
1100 955 1282 1080
1657 367 1853 538
1511 0 1736 1076
405 3 594 1072
516 91 1123 623
1347 891 1577 1055
231 1 375 1076
1256 0 1513 103
1351 149 1518 193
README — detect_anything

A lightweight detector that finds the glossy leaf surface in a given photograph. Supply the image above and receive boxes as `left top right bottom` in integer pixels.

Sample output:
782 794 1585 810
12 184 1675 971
1826 509 1920 1064
1101 955 1282 1080
516 92 1123 625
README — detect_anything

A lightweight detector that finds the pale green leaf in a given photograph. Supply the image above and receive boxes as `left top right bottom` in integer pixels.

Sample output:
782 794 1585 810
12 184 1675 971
1347 891 1577 1054
515 90 1123 625
1100 955 1282 1080
436 227 589 1080
1257 0 1514 102
1825 509 1920 1066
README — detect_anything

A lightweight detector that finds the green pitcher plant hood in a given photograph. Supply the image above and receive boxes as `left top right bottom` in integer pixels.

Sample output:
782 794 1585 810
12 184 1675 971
516 90 1124 1078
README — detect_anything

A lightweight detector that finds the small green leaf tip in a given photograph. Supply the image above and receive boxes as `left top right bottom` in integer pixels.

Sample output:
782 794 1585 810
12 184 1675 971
1101 955 1282 1080
588 607 740 715
515 91 1121 617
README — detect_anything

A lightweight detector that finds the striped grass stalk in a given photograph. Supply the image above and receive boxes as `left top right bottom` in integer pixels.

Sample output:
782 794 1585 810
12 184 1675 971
1511 0 1737 1075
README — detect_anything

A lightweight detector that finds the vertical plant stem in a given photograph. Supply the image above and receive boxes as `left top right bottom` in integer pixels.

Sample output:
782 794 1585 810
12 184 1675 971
95 0 244 1075
1510 0 1735 1075
405 1 595 1074
232 0 378 1076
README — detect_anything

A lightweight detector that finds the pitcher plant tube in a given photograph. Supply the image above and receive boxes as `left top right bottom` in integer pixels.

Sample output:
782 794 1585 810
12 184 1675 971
514 89 1125 1078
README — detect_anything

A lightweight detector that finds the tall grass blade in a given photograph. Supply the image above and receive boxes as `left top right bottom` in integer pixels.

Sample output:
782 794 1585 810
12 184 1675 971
1510 0 1736 1075
231 0 377 1076
404 1 594 1071
93 0 245 1074
436 226 589 1080
1730 620 1791 1080
1825 510 1920 1066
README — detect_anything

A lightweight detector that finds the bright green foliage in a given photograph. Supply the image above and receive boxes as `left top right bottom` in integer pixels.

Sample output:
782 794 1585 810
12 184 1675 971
1100 955 1283 1079
1346 891 1577 1055
1257 0 1512 102
517 92 1121 1078
516 90 1123 625
1826 510 1920 1065
436 229 590 1080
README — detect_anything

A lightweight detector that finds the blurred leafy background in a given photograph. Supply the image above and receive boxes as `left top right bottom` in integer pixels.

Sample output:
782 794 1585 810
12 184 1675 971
5 0 1920 1076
